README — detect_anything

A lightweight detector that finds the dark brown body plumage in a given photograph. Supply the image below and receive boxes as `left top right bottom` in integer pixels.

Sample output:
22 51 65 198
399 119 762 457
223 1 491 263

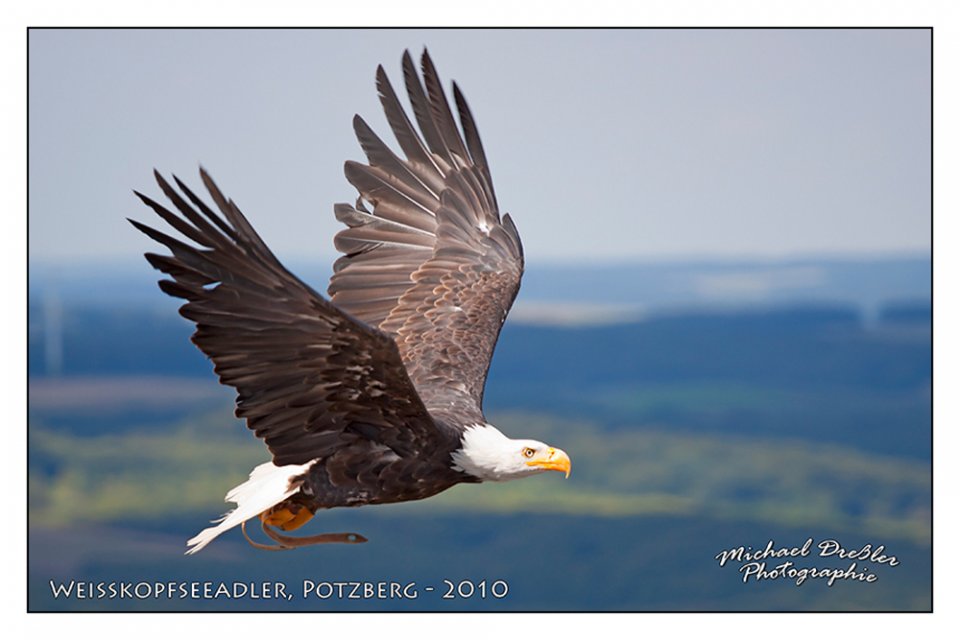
131 50 523 514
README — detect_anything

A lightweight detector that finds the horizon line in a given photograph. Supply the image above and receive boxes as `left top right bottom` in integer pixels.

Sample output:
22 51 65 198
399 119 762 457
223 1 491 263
28 248 932 272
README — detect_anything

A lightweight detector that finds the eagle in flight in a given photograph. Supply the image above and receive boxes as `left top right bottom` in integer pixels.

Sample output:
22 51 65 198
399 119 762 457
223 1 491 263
131 50 571 554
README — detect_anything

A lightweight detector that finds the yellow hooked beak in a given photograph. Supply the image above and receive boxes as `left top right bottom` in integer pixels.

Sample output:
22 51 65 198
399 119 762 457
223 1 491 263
526 447 571 478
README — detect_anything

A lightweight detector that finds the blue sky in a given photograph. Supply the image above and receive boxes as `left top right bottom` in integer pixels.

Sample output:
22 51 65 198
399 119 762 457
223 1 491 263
28 28 930 264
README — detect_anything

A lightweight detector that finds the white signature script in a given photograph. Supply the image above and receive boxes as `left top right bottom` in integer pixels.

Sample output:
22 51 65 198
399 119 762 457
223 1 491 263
715 538 900 586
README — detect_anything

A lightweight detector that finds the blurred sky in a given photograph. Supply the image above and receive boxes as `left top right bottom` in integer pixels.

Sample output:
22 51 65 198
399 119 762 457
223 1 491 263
28 28 931 265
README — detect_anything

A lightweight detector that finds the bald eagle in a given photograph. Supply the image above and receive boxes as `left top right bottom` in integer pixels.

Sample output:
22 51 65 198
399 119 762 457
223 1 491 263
131 50 571 554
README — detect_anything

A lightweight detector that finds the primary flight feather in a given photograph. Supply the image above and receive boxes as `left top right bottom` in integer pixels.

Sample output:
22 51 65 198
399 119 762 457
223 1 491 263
131 49 571 554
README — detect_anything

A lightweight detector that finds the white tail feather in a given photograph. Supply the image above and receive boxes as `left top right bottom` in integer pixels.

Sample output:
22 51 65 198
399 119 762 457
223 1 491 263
185 460 315 555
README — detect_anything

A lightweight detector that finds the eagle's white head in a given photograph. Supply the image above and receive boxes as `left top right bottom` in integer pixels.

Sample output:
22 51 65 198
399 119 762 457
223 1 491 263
451 424 571 482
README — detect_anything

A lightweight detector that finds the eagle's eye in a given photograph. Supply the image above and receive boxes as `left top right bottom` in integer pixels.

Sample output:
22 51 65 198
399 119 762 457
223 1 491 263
522 447 536 458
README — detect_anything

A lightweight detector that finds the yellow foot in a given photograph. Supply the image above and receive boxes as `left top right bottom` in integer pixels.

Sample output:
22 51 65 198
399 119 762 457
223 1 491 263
260 502 316 531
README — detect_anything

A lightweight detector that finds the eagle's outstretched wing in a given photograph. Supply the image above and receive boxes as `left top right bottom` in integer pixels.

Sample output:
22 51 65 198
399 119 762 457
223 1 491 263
130 169 458 467
328 50 524 424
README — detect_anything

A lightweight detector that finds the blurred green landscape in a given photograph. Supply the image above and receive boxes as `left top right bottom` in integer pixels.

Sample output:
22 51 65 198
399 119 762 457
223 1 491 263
27 258 931 611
